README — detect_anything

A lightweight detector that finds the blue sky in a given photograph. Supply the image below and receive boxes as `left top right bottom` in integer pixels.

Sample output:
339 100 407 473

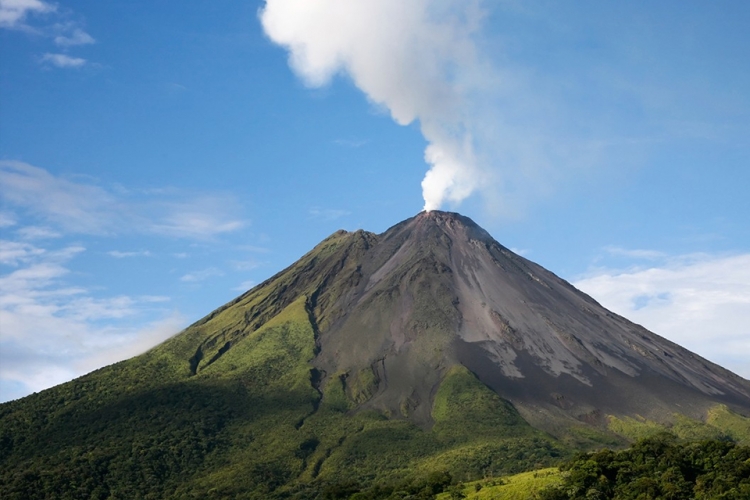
1 0 749 402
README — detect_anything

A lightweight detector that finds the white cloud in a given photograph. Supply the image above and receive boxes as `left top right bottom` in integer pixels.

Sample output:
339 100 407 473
0 313 184 402
73 313 184 372
139 295 170 303
308 207 351 220
0 160 247 240
149 198 245 239
16 225 62 240
0 239 45 265
108 250 152 258
0 0 55 29
0 239 184 402
0 161 116 232
180 267 224 283
41 52 87 68
231 259 261 271
603 246 667 260
333 138 369 148
54 27 94 46
574 253 750 379
0 246 85 308
237 245 271 254
233 280 256 292
0 212 16 227
2 1 97 78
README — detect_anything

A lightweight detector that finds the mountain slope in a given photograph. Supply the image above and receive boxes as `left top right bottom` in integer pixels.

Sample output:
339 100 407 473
1 211 749 499
301 211 750 431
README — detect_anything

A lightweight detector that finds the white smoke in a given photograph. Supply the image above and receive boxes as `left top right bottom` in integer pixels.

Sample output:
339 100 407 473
260 0 487 211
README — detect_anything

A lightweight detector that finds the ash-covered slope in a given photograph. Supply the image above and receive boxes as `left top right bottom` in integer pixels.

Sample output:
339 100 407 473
187 210 750 431
317 211 750 428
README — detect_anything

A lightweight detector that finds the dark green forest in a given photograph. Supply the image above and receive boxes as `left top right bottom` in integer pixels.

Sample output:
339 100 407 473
3 397 750 500
539 434 750 500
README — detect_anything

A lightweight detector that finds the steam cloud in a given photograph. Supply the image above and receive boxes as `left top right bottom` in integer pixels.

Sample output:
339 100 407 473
260 0 487 211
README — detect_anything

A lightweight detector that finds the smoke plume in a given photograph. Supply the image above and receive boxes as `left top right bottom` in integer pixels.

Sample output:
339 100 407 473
260 0 487 211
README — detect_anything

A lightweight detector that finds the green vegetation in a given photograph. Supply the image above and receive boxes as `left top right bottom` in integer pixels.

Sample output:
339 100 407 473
707 404 750 445
607 415 666 441
432 366 527 434
422 365 564 479
608 407 750 444
670 413 730 442
0 296 322 499
347 368 380 404
562 426 626 449
435 468 561 500
538 433 750 500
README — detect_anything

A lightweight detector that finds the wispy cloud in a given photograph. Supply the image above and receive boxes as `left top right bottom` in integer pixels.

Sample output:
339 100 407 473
16 225 62 240
107 250 152 258
237 245 271 254
0 239 45 265
230 259 261 271
0 212 16 227
180 267 224 283
309 207 351 221
41 52 87 68
0 312 184 402
0 161 116 233
333 138 369 148
149 198 245 239
574 253 750 379
0 239 183 402
0 161 247 240
233 280 256 292
2 1 95 72
165 82 188 92
0 0 55 30
603 246 667 260
54 27 94 46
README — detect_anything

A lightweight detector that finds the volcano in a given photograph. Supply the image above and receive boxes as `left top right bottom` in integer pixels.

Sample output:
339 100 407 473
2 211 749 498
191 210 749 429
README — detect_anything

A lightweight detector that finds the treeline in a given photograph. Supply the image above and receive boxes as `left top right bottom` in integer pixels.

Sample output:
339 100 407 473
539 433 750 500
316 434 750 500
